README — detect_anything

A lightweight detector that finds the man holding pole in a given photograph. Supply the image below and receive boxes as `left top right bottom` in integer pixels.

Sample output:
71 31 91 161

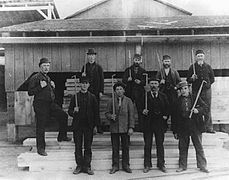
187 49 215 133
81 48 104 133
172 81 209 173
68 77 99 175
105 81 135 174
156 54 181 131
142 77 169 173
122 53 146 132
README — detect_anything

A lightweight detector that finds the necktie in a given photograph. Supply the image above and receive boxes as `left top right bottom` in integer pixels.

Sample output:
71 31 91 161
153 92 156 98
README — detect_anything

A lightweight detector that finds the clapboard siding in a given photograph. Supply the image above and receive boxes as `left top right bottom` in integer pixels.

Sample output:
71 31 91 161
3 42 229 91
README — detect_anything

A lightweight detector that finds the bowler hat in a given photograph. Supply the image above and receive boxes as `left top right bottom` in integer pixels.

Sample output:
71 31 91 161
39 58 50 67
80 76 89 83
87 48 97 55
177 81 189 89
113 81 126 91
148 77 160 83
133 54 141 60
195 49 205 55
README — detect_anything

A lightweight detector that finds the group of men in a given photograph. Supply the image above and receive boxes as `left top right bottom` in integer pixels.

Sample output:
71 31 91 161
28 48 214 175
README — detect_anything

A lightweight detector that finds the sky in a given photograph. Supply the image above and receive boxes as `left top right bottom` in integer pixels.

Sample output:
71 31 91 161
54 0 229 19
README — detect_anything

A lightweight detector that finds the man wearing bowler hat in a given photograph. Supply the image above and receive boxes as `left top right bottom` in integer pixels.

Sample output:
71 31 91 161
81 48 104 134
122 53 146 132
172 81 209 173
187 49 215 133
142 77 169 173
28 58 71 156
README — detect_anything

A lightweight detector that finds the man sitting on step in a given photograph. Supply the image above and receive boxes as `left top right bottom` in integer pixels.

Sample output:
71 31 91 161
172 81 209 173
105 81 135 174
68 77 99 175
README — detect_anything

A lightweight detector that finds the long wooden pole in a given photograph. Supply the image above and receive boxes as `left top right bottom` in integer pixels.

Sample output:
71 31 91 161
83 51 87 75
156 50 164 80
191 48 196 75
128 50 132 78
72 75 78 109
111 74 116 116
189 80 206 118
143 73 148 110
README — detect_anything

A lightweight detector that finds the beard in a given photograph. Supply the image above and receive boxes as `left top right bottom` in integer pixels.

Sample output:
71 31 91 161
134 62 140 67
163 64 170 68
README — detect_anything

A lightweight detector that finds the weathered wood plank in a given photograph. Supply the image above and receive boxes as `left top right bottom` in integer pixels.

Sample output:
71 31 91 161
24 44 34 79
4 45 14 91
61 44 71 72
51 44 62 72
33 44 43 72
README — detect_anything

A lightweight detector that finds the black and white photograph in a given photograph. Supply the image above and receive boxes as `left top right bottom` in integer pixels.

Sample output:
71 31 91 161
0 0 229 179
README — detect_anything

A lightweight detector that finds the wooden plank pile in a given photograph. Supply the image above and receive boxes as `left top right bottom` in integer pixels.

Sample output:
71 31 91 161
18 131 229 172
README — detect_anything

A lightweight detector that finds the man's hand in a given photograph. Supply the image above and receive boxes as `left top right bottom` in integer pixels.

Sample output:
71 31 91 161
135 79 141 84
50 81 55 88
82 72 86 77
111 114 116 121
128 128 134 136
191 74 198 81
128 77 132 81
192 108 199 114
160 79 165 84
173 133 178 140
99 92 103 99
40 80 47 88
163 116 168 120
74 106 79 113
143 109 148 115
93 126 97 134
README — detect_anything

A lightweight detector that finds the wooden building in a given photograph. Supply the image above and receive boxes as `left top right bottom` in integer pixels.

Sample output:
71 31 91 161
0 0 229 141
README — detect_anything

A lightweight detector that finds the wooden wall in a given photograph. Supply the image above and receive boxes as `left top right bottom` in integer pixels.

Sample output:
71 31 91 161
71 0 189 19
4 41 229 92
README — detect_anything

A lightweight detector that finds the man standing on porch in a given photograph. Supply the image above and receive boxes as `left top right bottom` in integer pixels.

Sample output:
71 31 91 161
156 55 181 131
187 49 215 133
142 77 169 173
122 53 146 132
81 48 104 134
68 77 99 175
28 58 71 156
105 81 135 174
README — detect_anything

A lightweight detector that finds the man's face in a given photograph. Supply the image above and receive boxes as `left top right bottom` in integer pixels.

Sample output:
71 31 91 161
80 82 90 91
87 54 96 64
115 86 125 97
149 80 159 92
162 59 171 68
180 85 190 97
40 63 50 74
196 53 205 62
133 57 142 65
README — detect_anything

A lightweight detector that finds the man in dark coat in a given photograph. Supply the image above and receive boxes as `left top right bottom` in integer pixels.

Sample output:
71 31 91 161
142 77 169 173
156 55 181 130
68 77 99 175
105 82 135 174
28 58 71 156
172 81 209 173
187 49 215 133
122 53 146 132
81 48 104 133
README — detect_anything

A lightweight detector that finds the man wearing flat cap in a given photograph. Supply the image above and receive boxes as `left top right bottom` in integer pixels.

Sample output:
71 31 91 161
105 81 135 174
172 81 209 173
68 77 99 175
81 48 104 134
142 77 169 173
28 58 71 156
122 53 146 132
156 55 181 131
187 49 215 133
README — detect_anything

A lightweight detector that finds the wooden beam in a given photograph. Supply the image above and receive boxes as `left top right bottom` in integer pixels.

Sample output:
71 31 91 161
0 34 229 44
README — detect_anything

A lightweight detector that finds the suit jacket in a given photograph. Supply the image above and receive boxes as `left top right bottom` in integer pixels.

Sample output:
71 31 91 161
172 94 208 135
81 62 104 96
105 95 135 133
68 91 99 130
142 91 169 132
28 72 55 102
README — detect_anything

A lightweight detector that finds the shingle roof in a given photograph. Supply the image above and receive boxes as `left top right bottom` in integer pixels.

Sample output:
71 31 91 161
1 16 229 32
65 0 191 19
